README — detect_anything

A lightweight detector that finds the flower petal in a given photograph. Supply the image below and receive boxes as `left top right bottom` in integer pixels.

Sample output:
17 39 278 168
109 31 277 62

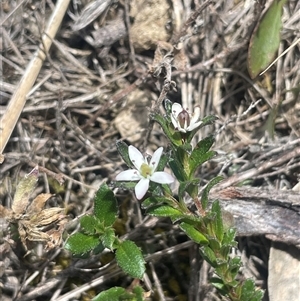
171 103 183 129
177 126 187 133
128 145 145 170
116 170 141 181
187 120 202 131
150 171 174 184
149 147 163 171
172 103 183 116
135 178 150 200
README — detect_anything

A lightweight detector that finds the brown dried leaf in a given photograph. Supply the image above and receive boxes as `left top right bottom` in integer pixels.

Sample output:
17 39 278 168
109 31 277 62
4 167 67 252
12 166 39 216
30 207 64 226
26 193 53 216
45 219 67 250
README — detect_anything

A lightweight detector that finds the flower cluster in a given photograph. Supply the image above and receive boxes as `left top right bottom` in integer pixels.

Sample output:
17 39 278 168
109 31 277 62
116 146 174 200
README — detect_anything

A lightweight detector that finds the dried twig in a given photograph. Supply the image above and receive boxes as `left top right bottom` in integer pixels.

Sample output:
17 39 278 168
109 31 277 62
0 0 71 160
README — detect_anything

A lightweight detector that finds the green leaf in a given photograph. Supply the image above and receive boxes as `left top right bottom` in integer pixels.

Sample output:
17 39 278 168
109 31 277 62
222 228 237 245
189 136 215 177
94 183 118 227
101 228 116 250
180 222 208 244
185 115 218 144
240 279 264 301
201 176 223 210
156 152 168 171
115 240 146 279
80 215 98 234
164 98 173 115
116 140 133 167
169 157 187 182
199 115 219 128
141 196 175 210
177 145 191 173
147 205 183 219
207 237 222 253
227 257 242 280
65 233 100 256
133 285 145 301
113 181 137 191
211 201 224 242
248 0 287 79
178 179 200 199
210 277 226 292
200 245 217 267
92 287 126 301
150 113 182 146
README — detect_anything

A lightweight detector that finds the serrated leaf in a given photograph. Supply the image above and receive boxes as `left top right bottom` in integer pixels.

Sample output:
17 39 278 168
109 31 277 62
150 113 182 146
210 277 226 291
115 240 146 279
180 222 208 244
186 115 218 144
65 233 100 255
133 285 145 301
211 201 224 242
92 287 126 301
222 228 237 246
147 205 183 219
141 196 174 209
94 183 118 227
189 136 215 176
101 228 116 250
116 140 133 168
208 237 222 253
12 166 39 215
248 0 287 79
200 176 223 210
80 215 98 234
178 179 200 199
200 115 219 127
169 158 187 182
200 245 217 267
240 279 264 301
164 98 173 115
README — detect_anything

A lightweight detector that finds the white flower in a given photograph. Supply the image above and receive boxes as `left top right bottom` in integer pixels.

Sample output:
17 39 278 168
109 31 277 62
171 103 202 133
116 146 174 200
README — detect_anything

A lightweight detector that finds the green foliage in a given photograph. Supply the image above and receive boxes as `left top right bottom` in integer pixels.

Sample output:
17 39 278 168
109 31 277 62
64 99 264 300
188 136 216 177
116 140 133 168
94 183 118 227
93 286 145 301
115 240 146 279
248 0 287 78
65 183 146 279
179 222 209 244
65 232 102 256
201 176 223 210
146 205 183 219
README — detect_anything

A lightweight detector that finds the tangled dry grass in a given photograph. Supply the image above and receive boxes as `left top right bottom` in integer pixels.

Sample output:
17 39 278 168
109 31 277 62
0 0 300 300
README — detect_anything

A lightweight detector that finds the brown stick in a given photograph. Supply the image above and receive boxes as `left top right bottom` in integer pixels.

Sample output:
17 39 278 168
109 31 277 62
0 0 71 162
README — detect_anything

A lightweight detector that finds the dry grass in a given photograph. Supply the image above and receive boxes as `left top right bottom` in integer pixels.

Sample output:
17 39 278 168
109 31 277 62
0 0 300 300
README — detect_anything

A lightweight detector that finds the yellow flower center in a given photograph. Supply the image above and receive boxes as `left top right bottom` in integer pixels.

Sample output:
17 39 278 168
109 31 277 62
140 163 152 178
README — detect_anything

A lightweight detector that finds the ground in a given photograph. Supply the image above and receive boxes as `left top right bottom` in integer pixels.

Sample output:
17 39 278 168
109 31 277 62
0 0 300 300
